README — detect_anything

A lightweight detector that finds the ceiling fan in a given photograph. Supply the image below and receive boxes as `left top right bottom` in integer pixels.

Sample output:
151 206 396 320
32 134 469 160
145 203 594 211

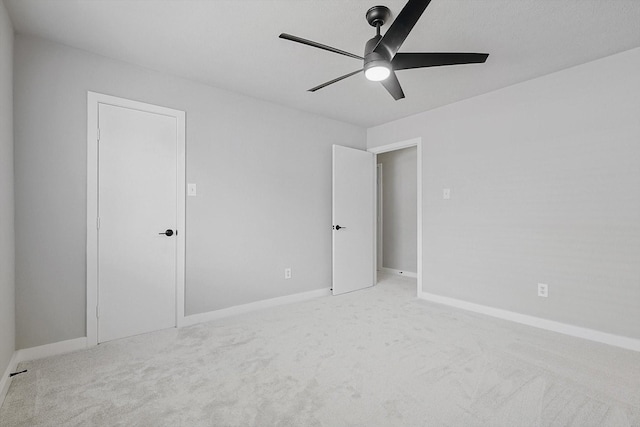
279 0 489 100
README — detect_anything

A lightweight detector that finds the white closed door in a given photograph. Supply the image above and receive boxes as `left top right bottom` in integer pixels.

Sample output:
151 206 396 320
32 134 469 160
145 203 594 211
332 145 375 295
98 103 178 343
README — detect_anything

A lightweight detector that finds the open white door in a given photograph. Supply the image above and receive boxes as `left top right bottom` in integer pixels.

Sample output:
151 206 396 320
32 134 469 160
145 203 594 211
332 145 375 295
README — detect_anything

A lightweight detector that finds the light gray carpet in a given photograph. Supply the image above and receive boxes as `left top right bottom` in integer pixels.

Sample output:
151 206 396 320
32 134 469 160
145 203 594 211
1 273 639 426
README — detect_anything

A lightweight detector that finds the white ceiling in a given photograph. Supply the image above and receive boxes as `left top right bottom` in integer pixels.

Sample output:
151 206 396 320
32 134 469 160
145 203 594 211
5 0 640 127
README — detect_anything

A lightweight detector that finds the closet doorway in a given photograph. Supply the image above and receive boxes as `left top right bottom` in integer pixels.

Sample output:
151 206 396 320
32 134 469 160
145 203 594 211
369 138 422 296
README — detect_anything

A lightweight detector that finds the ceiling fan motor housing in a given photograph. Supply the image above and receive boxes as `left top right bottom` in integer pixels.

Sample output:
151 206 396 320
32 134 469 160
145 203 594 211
364 34 391 73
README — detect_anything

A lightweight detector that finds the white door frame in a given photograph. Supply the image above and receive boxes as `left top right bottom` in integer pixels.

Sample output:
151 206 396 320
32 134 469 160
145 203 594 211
376 163 383 269
368 138 422 297
86 92 186 346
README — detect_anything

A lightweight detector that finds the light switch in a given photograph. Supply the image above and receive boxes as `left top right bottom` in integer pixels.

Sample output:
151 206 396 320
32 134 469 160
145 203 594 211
188 183 197 196
443 188 450 199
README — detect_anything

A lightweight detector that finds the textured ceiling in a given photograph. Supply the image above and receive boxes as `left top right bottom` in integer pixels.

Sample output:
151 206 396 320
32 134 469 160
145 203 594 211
5 0 640 127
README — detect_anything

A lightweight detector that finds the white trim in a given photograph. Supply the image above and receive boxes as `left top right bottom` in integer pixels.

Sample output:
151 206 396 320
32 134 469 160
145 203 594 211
367 138 422 155
182 288 331 327
15 337 88 364
0 352 19 407
376 163 383 269
371 154 378 286
87 93 98 346
368 138 422 298
86 92 186 345
380 267 417 278
174 104 187 328
419 292 640 352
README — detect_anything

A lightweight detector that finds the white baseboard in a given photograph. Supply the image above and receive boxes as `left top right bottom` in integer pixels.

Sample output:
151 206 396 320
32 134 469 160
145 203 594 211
419 292 640 352
15 337 88 364
0 352 19 407
182 287 331 327
380 267 417 278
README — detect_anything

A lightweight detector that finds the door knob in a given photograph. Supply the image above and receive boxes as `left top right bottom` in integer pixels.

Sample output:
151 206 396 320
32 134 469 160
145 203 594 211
333 225 346 230
159 229 174 236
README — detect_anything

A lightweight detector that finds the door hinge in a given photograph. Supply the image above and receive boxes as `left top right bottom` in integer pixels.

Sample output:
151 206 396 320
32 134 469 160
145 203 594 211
96 217 101 229
97 128 100 142
96 305 100 318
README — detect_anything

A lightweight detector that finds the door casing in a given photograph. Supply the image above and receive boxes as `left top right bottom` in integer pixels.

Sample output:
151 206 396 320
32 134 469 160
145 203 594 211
376 163 383 269
86 92 186 346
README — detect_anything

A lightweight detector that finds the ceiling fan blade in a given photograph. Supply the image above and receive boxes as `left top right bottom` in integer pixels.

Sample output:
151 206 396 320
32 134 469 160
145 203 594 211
280 33 363 60
374 0 432 59
392 52 489 70
380 70 405 100
308 69 363 92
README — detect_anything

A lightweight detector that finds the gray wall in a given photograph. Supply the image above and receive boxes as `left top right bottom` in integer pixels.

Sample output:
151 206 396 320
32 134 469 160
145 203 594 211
368 47 640 339
0 0 15 376
377 147 417 273
14 35 365 349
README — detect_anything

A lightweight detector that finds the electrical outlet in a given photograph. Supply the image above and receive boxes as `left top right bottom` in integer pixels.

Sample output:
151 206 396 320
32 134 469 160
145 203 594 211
538 283 548 298
443 188 450 199
284 268 292 279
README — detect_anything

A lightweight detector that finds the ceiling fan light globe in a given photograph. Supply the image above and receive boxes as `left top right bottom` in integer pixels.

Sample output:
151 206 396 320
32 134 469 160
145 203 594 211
365 65 391 82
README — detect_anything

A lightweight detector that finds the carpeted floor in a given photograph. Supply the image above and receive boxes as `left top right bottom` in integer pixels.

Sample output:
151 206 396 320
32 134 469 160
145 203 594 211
1 273 639 426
